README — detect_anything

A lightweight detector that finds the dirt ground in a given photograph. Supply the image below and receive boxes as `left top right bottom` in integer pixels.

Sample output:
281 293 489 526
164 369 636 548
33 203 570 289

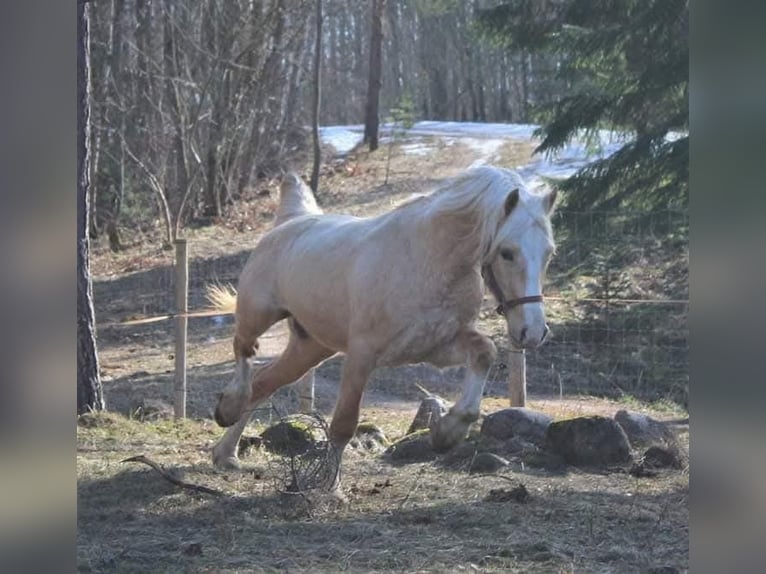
80 136 689 573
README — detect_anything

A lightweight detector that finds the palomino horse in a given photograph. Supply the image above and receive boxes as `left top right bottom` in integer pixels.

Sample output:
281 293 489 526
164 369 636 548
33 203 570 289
209 167 556 488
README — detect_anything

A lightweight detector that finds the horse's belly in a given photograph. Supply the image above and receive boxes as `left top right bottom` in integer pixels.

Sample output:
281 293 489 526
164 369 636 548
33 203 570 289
291 312 349 353
377 314 464 367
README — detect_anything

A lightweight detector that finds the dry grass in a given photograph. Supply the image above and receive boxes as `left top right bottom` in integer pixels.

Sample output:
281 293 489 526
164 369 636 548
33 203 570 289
83 137 688 573
78 408 687 573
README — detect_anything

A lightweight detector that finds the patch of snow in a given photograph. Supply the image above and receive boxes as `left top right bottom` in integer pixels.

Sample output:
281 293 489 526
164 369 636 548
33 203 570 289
463 138 506 167
406 121 540 140
400 142 433 156
517 129 631 187
319 126 364 156
319 121 682 189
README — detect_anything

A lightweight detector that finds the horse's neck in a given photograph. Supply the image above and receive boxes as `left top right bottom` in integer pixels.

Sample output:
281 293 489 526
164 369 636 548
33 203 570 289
417 204 485 273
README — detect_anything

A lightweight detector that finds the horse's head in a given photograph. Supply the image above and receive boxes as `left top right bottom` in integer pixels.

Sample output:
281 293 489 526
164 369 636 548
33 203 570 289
484 185 557 350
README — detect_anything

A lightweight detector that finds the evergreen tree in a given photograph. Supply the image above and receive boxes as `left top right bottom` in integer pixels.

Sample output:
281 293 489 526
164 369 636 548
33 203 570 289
479 0 688 211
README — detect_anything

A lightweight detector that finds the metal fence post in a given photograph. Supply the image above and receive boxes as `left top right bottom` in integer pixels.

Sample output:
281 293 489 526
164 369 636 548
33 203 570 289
174 239 188 419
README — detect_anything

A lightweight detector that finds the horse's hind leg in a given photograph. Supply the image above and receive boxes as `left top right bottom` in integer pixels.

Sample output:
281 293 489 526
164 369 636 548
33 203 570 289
430 329 497 453
212 329 334 469
324 350 376 490
211 412 253 469
215 299 289 428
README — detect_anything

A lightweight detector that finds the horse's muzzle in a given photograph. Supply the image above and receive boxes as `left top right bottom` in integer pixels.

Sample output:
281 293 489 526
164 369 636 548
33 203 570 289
512 322 550 350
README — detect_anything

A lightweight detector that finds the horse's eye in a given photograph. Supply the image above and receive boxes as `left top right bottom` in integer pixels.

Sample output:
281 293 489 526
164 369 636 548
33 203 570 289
500 249 514 261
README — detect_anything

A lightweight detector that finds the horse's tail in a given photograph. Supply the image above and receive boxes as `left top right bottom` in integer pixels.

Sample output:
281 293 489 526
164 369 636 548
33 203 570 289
274 172 322 227
203 174 317 316
205 283 237 315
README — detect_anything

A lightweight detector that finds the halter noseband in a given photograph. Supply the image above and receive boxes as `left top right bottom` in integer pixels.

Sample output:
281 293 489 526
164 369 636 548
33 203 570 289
495 295 544 316
481 264 544 316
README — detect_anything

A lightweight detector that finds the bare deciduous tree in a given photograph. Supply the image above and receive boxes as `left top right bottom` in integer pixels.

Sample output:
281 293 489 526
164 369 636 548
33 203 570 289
78 0 105 415
89 0 316 243
310 0 323 194
87 0 568 245
363 0 386 151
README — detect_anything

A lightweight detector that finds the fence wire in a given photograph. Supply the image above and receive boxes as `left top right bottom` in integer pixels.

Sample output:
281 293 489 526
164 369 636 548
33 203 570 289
94 208 688 417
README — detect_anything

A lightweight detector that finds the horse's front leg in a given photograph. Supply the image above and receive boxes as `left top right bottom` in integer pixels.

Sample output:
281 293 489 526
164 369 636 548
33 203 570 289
431 330 497 453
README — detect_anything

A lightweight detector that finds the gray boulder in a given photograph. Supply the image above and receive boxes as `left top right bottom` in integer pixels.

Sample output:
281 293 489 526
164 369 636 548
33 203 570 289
261 417 318 456
385 431 436 463
546 416 633 466
481 408 553 444
438 440 479 468
615 409 677 447
643 445 685 469
350 422 390 452
469 452 509 474
407 395 448 435
132 398 173 421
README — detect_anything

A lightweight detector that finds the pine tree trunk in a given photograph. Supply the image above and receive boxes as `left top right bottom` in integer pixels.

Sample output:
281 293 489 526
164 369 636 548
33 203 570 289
363 0 385 151
78 0 105 415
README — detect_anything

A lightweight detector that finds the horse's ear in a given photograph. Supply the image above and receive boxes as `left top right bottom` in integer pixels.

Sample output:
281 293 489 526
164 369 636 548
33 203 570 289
504 188 520 217
544 188 558 215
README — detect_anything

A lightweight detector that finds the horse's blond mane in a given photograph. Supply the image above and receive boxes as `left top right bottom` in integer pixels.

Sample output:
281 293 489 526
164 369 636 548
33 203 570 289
420 166 550 262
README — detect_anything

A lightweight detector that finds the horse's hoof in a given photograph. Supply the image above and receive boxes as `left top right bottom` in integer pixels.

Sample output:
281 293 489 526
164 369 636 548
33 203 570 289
213 407 230 427
212 453 241 470
431 431 464 454
214 402 240 427
430 410 476 453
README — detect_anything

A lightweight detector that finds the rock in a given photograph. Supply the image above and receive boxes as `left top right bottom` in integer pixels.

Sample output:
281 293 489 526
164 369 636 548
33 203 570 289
132 398 173 421
469 452 509 474
520 450 567 472
261 417 318 456
77 412 120 428
504 436 540 456
350 422 389 452
545 416 633 467
614 410 677 447
407 395 448 435
385 431 436 463
439 440 479 467
484 484 530 503
237 435 263 458
628 462 660 478
481 408 553 444
643 445 685 469
355 422 389 443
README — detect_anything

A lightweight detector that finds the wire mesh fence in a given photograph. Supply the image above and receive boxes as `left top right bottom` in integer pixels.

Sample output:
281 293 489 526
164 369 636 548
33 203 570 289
93 207 688 417
520 208 689 404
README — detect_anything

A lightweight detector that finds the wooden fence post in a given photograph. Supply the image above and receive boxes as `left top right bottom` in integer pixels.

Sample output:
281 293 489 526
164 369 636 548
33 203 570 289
174 239 188 419
508 349 526 407
296 369 315 413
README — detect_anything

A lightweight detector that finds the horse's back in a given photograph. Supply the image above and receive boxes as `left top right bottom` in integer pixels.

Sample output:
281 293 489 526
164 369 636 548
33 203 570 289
235 214 366 338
